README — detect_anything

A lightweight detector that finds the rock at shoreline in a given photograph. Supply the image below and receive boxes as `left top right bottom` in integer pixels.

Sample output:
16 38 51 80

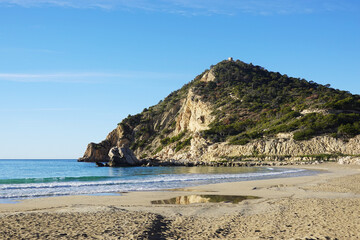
108 147 139 167
78 141 111 162
95 162 105 167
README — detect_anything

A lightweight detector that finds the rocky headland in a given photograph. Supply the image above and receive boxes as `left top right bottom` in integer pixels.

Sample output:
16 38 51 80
79 59 360 166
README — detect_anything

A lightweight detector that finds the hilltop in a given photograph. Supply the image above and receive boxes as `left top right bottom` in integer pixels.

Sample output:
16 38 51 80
79 59 360 164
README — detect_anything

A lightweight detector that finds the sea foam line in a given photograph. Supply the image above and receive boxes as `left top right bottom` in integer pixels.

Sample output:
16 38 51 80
0 168 308 199
0 169 304 191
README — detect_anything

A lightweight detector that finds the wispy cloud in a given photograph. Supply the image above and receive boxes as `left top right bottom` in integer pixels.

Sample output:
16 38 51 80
0 0 356 15
0 71 192 83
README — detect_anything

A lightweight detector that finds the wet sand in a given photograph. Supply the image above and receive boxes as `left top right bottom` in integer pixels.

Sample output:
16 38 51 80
0 163 359 239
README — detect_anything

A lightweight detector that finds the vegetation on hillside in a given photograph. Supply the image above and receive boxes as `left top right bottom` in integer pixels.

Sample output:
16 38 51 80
194 60 360 144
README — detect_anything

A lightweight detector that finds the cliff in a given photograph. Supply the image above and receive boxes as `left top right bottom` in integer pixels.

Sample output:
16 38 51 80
79 59 360 163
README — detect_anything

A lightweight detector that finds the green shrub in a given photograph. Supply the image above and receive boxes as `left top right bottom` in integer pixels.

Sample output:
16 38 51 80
293 128 316 141
338 123 360 138
160 137 170 145
175 137 192 152
230 138 250 145
160 131 186 146
153 146 163 155
202 120 254 142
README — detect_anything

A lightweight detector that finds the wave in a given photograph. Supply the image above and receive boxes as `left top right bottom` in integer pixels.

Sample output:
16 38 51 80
0 176 112 185
0 168 307 199
1 169 304 190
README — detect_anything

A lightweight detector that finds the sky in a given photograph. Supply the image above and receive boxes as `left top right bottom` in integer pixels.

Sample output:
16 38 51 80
0 0 359 159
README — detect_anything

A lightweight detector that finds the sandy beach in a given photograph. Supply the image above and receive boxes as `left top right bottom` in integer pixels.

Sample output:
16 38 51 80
0 163 359 239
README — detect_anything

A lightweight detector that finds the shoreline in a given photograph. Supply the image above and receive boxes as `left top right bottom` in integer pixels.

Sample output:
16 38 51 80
0 163 357 212
1 163 359 239
0 164 318 203
0 165 321 207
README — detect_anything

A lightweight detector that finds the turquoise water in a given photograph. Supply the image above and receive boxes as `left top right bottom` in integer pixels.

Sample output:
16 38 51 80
0 159 317 202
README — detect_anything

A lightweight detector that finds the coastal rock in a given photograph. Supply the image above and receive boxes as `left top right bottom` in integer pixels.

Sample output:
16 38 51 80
95 162 105 167
338 156 360 165
106 124 130 147
78 141 111 162
78 124 132 162
108 147 139 167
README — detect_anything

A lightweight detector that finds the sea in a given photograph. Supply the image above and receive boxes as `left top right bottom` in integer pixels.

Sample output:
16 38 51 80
0 159 318 203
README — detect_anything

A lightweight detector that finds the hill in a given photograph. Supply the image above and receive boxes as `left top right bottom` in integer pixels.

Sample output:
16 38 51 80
79 59 360 163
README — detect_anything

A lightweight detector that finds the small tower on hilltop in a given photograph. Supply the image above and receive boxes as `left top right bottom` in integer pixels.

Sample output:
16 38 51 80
228 57 233 61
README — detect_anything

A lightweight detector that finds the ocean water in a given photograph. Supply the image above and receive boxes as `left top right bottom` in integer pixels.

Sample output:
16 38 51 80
0 159 317 202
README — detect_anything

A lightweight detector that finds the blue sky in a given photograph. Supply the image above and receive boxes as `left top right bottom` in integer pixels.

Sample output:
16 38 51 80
0 0 359 158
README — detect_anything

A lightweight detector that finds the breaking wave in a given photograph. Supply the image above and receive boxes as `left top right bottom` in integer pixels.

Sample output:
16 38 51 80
0 168 308 200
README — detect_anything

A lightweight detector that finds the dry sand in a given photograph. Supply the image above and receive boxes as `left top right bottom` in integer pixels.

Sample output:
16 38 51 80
0 163 359 239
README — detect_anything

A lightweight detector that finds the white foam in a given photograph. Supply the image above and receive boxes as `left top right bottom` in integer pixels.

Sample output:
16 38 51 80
0 168 308 199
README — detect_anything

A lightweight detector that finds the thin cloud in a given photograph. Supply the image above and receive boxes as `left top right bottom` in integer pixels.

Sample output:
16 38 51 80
0 71 192 83
0 0 355 15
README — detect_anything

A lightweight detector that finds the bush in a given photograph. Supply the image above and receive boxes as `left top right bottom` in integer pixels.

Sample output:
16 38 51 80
338 124 360 138
153 146 163 155
229 138 250 145
293 128 316 141
327 97 360 110
175 137 192 152
202 120 254 142
160 131 186 145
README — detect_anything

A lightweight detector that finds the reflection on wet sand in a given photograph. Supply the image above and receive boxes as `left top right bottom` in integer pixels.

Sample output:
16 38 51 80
151 195 260 205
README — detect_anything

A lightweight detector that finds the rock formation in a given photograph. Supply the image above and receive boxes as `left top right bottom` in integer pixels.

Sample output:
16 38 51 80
108 146 139 166
78 141 111 162
78 59 360 165
338 156 360 165
175 89 215 133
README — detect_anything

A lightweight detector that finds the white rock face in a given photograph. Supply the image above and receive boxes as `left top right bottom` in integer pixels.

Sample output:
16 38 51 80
106 125 125 145
200 69 215 82
199 136 352 161
338 156 360 165
175 89 215 133
300 108 330 115
157 135 360 162
276 133 293 139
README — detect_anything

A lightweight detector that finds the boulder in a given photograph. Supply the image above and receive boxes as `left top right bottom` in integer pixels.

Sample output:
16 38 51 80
78 140 111 162
108 147 140 167
95 162 105 167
